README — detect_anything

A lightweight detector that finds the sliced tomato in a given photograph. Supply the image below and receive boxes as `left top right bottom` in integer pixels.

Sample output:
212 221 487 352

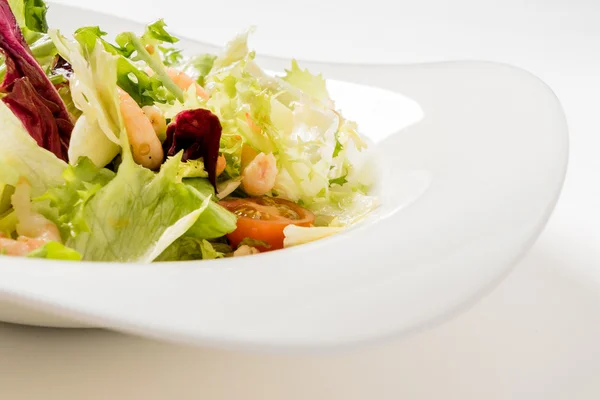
219 197 315 251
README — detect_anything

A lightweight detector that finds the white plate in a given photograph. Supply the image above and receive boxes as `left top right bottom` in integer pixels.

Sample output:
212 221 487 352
0 4 568 350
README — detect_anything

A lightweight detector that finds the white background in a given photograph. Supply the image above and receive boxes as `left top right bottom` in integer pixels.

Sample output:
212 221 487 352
1 0 599 398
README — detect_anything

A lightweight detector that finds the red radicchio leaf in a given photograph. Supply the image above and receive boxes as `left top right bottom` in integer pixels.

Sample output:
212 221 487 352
163 108 222 190
3 77 71 157
0 0 73 161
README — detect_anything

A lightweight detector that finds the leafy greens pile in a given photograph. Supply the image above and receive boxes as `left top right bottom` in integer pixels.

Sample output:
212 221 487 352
0 0 377 262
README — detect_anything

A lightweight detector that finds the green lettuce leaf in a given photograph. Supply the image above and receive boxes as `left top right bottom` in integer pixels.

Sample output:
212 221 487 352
27 241 82 261
159 46 183 67
198 239 225 259
117 57 172 106
328 175 348 186
142 19 179 44
24 32 56 71
0 183 14 215
155 237 225 261
212 28 254 69
216 178 242 199
282 59 332 107
38 157 115 239
43 150 236 262
181 53 216 87
0 209 17 236
237 237 270 249
9 0 48 34
38 149 236 262
72 26 113 51
182 178 238 239
56 84 82 120
183 177 214 195
116 32 184 101
178 159 209 179
138 199 208 263
132 19 180 68
72 26 174 106
62 154 181 261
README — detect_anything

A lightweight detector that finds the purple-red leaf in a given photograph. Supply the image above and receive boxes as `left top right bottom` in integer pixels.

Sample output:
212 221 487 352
163 108 222 189
3 77 70 157
0 0 73 161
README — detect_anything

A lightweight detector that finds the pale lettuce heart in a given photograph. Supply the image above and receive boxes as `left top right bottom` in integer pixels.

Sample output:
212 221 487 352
69 115 120 167
281 59 334 108
50 30 124 167
212 28 255 70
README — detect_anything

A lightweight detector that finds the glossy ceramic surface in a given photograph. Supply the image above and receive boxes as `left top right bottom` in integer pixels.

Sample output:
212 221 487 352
0 4 568 350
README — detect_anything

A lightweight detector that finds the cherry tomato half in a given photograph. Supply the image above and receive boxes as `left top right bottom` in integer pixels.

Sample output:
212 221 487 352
219 197 315 251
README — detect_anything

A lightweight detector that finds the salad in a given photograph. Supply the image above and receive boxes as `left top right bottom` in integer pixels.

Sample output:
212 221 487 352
0 0 377 262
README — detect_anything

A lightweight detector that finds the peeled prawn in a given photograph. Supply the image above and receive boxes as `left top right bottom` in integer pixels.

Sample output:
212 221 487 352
241 152 278 196
118 88 164 170
0 181 62 256
142 105 167 140
165 67 210 100
233 245 260 257
216 154 227 177
0 234 46 256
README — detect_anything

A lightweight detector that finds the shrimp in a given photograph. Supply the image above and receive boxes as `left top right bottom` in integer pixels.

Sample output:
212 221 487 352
0 235 46 256
165 67 210 100
0 181 62 256
15 216 61 243
118 88 164 170
233 245 260 257
216 154 227 177
142 105 167 139
241 152 278 196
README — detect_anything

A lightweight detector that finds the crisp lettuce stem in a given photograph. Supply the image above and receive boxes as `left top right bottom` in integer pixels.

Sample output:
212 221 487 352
125 33 184 102
30 35 55 57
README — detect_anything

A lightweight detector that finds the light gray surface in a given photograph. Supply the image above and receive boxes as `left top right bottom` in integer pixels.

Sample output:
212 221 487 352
1 246 599 400
1 0 599 398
